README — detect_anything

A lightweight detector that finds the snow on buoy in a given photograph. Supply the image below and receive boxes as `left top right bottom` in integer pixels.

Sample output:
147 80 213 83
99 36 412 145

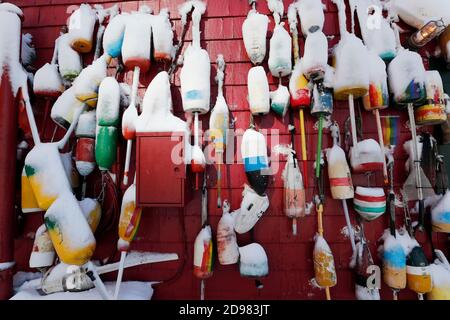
239 243 269 278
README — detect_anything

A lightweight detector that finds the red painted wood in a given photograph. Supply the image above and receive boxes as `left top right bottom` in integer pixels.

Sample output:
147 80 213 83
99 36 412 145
8 0 449 301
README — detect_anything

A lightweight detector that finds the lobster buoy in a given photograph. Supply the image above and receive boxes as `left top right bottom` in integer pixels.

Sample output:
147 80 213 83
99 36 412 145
310 80 333 116
239 243 268 278
75 110 96 177
122 11 152 73
190 145 206 174
44 191 96 266
79 198 102 232
193 225 214 279
289 61 311 108
326 144 354 200
68 4 97 53
21 167 41 214
234 184 269 234
414 71 447 125
248 66 270 115
24 143 72 210
268 22 292 78
217 201 239 265
427 262 450 300
51 86 85 129
152 8 174 61
350 139 385 173
406 246 433 296
354 0 396 61
313 235 337 288
353 187 386 221
388 49 426 106
297 0 325 36
362 52 389 111
270 83 290 117
180 46 211 114
102 13 129 59
431 191 450 233
33 63 64 98
75 138 95 177
73 55 109 107
242 9 268 65
382 232 407 291
281 151 305 235
241 128 270 195
332 34 369 100
302 30 328 80
95 77 120 171
57 33 82 82
118 183 142 251
29 224 55 268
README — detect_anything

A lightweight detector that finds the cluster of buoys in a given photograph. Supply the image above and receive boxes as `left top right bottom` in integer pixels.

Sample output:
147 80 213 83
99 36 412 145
13 0 450 301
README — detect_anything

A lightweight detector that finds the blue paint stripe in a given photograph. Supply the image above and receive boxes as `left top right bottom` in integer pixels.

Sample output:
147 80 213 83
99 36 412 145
354 204 386 213
244 156 268 172
384 246 406 269
435 211 450 223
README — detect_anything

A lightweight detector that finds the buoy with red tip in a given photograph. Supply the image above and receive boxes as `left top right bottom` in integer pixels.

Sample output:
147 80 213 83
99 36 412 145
75 110 96 197
287 2 311 188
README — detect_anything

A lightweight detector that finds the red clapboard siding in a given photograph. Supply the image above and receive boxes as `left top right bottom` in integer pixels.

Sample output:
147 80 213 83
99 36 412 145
10 0 448 301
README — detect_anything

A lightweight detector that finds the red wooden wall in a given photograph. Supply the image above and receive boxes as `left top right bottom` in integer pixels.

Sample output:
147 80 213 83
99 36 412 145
10 0 449 300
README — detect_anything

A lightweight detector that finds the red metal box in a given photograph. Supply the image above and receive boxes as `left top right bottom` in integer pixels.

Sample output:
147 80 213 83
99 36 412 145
136 132 191 207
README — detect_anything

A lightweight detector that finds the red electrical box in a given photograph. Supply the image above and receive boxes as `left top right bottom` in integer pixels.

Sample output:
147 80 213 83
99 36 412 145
136 132 191 207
